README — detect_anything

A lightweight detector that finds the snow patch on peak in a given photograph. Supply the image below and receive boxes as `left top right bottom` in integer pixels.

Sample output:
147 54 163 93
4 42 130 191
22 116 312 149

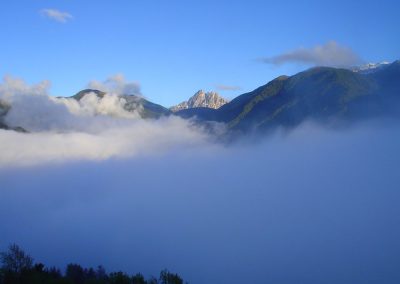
352 61 391 74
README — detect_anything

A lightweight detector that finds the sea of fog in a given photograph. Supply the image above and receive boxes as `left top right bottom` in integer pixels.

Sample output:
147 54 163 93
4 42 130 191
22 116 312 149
1 76 400 283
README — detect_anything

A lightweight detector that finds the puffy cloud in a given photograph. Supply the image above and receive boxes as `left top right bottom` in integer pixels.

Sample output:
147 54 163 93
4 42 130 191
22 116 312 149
0 76 214 167
40 9 73 23
59 93 141 119
0 76 141 132
88 74 142 96
0 76 50 98
260 41 363 67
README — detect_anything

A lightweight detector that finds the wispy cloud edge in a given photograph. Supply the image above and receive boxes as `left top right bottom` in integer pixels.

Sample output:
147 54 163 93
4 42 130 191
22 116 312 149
260 41 363 67
40 8 73 23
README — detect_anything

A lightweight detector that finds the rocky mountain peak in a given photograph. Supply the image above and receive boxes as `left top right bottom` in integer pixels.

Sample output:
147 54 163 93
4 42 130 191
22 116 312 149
170 90 228 112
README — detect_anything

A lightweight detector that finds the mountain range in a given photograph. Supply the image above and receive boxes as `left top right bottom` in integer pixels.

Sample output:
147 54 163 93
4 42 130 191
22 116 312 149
1 61 399 136
176 61 400 134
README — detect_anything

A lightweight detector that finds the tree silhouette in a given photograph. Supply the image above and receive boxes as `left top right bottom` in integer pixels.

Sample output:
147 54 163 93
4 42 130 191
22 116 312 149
159 269 183 284
0 244 188 284
132 273 146 284
66 263 86 284
109 271 131 284
0 244 33 274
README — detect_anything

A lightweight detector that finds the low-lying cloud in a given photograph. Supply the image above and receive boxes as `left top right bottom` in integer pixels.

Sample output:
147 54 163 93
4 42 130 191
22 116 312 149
40 8 73 23
1 75 400 283
261 41 363 67
0 119 211 167
0 76 213 167
88 74 142 97
1 121 400 284
0 76 141 132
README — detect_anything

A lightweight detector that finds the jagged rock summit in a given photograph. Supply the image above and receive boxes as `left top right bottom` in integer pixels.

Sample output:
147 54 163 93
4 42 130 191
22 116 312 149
170 90 228 112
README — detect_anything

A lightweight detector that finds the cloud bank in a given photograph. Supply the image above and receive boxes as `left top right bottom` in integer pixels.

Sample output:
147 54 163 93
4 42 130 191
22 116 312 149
261 41 363 67
40 9 73 23
1 74 400 283
0 76 213 167
0 119 211 167
1 121 400 284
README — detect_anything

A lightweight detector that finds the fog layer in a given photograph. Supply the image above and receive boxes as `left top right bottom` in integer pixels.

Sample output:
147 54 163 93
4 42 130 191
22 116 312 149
1 122 400 283
1 77 400 283
0 76 213 167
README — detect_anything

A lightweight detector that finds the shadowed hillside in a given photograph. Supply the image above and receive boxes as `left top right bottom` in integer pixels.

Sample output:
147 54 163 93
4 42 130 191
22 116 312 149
176 61 400 133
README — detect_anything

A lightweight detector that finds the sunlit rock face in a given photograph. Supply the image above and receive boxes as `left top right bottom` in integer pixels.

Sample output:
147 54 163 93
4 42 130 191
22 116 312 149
170 90 228 112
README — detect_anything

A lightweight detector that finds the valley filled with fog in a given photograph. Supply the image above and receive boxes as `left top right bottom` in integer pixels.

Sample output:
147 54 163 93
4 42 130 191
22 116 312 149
2 0 400 283
1 77 400 283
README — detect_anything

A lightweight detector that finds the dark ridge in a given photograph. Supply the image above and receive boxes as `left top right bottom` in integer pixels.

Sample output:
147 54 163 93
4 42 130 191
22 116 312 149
71 89 106 100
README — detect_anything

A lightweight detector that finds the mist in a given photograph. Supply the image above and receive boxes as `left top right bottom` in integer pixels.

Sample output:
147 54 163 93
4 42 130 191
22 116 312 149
1 119 400 283
1 77 400 283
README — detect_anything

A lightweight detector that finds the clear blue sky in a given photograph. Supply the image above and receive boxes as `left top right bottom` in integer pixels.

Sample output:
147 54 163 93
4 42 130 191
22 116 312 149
1 0 399 106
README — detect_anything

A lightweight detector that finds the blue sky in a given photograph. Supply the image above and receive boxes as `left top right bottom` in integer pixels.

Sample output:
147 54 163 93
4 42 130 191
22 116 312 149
0 0 399 106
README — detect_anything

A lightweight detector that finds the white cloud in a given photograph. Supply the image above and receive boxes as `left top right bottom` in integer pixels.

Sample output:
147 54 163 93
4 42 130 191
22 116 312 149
40 9 73 23
0 76 50 98
60 92 141 119
0 118 211 167
88 74 142 96
0 76 135 132
0 76 214 167
261 41 363 67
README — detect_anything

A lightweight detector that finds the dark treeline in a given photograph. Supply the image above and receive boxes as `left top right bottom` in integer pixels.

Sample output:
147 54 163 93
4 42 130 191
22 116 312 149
0 244 186 284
